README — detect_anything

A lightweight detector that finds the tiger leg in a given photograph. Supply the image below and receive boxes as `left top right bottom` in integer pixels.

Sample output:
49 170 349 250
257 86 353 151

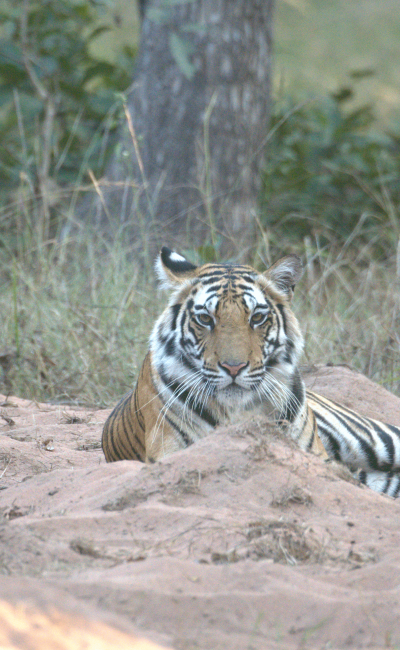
357 469 400 498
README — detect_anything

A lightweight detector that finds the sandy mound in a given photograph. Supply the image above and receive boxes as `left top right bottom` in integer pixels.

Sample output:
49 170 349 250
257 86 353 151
1 365 400 649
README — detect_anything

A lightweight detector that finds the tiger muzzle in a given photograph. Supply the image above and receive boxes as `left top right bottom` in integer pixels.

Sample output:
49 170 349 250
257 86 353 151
219 361 248 378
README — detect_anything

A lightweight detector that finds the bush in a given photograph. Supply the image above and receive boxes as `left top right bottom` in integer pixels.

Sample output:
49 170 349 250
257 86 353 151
0 0 134 217
262 79 400 255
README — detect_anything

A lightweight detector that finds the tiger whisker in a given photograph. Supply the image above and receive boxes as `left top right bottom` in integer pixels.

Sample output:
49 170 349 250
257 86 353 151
128 366 199 417
152 370 205 447
179 375 207 433
258 372 301 417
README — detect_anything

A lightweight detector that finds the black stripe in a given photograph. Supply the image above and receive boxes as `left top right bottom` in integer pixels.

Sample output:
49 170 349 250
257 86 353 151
236 283 256 292
177 352 199 373
308 392 397 452
105 413 127 461
358 470 367 484
206 283 225 293
280 371 304 423
307 392 363 418
119 404 142 459
165 337 176 356
314 413 344 461
165 415 191 446
315 406 382 470
199 273 227 284
311 397 390 470
309 393 374 442
393 476 400 497
113 394 143 460
198 265 250 278
134 387 145 432
124 397 146 453
158 368 218 427
276 303 287 332
382 472 392 494
170 304 181 330
283 338 295 364
102 417 119 461
374 427 395 467
305 410 318 451
384 423 400 438
102 392 133 460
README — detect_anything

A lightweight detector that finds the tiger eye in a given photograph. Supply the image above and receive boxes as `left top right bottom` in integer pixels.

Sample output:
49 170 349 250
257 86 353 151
250 312 265 325
197 313 213 326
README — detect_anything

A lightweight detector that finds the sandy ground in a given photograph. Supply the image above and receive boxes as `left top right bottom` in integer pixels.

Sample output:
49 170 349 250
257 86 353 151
1 365 400 649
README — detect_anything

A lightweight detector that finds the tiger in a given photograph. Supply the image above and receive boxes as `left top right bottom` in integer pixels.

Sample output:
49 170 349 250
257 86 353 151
102 246 400 497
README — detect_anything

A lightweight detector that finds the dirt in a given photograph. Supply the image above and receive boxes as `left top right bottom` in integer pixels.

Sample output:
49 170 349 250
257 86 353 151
1 365 400 649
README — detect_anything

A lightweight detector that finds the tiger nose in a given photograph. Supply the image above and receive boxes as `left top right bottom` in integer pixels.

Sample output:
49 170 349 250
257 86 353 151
220 361 247 378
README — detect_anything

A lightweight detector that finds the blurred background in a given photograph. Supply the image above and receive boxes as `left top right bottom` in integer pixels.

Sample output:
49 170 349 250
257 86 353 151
0 0 399 405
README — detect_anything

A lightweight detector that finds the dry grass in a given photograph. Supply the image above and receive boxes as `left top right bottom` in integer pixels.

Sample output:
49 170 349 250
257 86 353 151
270 485 313 508
1 213 399 406
0 212 161 406
244 519 324 565
295 241 400 395
60 411 92 425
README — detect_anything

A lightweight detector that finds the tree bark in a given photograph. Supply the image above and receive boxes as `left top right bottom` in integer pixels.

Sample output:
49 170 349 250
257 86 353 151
110 0 274 251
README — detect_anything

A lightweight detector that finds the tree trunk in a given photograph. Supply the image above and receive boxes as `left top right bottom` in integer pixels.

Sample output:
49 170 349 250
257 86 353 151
110 0 274 252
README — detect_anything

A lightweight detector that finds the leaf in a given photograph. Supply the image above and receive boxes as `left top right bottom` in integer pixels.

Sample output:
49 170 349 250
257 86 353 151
0 87 13 109
331 87 353 103
349 68 375 80
85 90 116 116
87 25 112 42
82 62 116 85
0 39 24 70
37 55 59 77
169 33 196 80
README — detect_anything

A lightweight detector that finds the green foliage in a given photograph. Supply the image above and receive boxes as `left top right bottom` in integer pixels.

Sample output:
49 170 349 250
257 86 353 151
262 81 400 253
0 0 134 197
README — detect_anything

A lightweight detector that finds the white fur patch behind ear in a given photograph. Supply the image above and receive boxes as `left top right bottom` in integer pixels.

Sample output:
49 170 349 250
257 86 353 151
155 246 198 290
169 251 187 263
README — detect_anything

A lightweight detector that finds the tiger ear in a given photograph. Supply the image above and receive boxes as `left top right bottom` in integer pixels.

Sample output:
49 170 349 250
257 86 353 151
264 254 303 298
155 246 198 289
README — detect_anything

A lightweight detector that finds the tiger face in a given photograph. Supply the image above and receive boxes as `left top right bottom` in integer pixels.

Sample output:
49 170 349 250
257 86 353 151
150 248 305 418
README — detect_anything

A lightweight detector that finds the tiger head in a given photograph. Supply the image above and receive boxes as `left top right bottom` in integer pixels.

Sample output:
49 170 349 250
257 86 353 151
150 247 304 416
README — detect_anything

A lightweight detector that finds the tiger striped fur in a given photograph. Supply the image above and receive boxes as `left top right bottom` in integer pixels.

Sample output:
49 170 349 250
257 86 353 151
102 247 400 497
